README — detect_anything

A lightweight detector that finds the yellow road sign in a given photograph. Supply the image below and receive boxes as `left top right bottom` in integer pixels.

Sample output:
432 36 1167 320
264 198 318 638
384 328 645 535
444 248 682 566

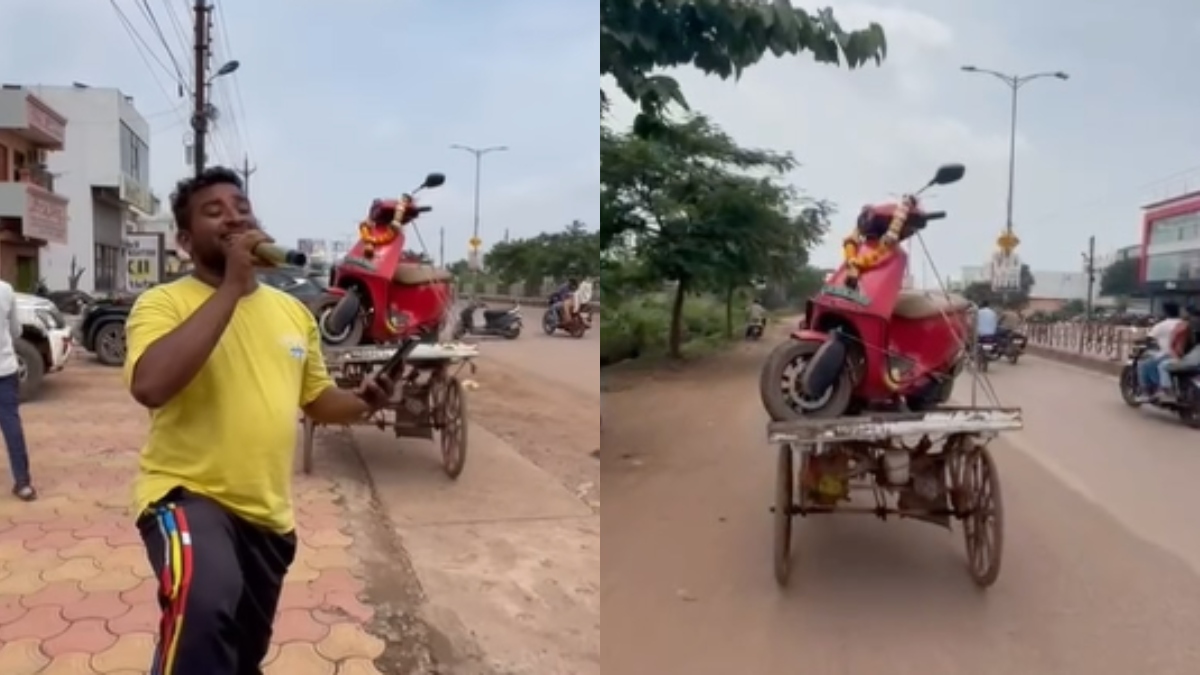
469 236 482 249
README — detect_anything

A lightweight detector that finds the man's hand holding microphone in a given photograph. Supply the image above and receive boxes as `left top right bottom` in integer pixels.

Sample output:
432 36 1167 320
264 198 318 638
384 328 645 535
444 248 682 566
220 232 309 296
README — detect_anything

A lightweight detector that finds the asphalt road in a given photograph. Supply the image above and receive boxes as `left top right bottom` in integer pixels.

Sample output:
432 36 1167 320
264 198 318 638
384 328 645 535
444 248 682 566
465 308 599 400
602 343 1200 675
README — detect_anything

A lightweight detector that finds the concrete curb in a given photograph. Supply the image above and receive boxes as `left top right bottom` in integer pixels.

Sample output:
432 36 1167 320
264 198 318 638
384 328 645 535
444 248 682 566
1026 345 1123 377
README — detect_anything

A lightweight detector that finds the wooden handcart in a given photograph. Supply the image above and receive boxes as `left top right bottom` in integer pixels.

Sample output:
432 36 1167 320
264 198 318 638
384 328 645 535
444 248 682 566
301 342 479 477
768 407 1022 588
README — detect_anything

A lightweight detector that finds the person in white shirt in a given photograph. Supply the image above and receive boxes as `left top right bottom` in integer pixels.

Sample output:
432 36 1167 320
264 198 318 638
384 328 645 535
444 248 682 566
1138 301 1183 401
0 281 34 500
976 300 999 339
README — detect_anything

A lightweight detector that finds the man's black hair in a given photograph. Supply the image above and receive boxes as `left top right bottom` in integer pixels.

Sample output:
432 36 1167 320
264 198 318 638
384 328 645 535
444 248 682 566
1163 301 1182 318
979 299 990 309
171 166 244 231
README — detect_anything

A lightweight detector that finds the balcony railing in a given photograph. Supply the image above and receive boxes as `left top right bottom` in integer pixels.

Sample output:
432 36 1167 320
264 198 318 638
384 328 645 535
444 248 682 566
10 167 54 193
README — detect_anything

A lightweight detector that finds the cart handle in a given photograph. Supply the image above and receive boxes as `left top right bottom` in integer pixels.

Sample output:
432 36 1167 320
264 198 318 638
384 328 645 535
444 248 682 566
376 336 424 379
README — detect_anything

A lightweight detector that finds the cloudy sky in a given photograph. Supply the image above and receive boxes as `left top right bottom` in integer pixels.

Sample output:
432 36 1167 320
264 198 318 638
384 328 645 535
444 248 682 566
1 0 597 263
606 0 1200 278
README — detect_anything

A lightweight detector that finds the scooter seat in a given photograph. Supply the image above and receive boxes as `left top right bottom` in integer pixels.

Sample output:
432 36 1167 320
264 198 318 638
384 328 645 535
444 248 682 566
393 263 454 285
483 308 512 321
892 290 971 320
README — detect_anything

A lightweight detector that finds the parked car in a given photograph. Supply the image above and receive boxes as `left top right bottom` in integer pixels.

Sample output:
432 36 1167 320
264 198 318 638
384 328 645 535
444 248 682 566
13 293 73 401
78 267 326 366
40 289 94 316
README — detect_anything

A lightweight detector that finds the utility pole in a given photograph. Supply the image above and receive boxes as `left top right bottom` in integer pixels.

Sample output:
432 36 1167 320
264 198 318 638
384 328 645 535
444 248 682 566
237 154 257 196
1082 235 1097 321
191 0 212 177
438 226 445 268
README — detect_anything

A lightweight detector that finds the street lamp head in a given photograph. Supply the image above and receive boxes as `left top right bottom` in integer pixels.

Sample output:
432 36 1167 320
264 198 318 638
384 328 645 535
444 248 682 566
1053 71 1069 80
215 60 240 77
960 65 979 72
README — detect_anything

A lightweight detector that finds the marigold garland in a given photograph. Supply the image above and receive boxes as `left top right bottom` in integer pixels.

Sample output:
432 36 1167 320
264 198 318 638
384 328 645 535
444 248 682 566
358 222 399 247
842 198 912 284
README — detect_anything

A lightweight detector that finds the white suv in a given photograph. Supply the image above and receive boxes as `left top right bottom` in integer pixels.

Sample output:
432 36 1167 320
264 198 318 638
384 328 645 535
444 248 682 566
13 293 73 401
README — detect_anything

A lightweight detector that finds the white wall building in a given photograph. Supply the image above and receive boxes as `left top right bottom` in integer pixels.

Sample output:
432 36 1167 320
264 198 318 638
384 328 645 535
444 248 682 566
26 84 156 293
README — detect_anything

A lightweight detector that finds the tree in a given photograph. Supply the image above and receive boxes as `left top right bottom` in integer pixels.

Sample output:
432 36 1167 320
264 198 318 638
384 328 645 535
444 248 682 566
1100 257 1140 297
446 259 471 278
601 0 887 130
962 282 996 307
67 256 85 291
483 221 599 291
1060 298 1086 317
601 114 825 356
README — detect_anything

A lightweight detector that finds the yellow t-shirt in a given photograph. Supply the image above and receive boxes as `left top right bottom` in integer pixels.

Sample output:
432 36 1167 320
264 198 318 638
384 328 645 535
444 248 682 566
124 277 333 533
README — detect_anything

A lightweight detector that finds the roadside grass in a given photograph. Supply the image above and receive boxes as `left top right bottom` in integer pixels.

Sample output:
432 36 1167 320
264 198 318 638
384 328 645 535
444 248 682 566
601 293 733 367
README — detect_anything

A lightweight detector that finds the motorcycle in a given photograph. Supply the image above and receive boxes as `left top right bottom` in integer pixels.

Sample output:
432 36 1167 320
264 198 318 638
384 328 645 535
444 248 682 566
975 330 1025 371
454 301 522 340
542 279 594 338
759 164 970 420
745 318 767 341
1119 336 1200 427
319 172 453 347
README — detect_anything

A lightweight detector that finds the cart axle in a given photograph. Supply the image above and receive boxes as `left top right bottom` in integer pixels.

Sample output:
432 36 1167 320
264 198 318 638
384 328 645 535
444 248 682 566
771 503 971 519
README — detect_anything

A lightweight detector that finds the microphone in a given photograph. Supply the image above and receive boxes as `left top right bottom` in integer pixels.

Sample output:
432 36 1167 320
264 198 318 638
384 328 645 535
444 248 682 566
253 243 308 267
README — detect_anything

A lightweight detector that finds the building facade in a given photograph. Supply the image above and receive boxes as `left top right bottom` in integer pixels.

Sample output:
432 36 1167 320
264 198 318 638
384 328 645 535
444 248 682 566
0 86 70 291
24 84 156 293
1139 191 1200 296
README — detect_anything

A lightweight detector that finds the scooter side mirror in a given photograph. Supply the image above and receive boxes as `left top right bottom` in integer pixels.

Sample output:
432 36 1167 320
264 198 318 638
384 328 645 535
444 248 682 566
422 173 446 189
931 163 965 186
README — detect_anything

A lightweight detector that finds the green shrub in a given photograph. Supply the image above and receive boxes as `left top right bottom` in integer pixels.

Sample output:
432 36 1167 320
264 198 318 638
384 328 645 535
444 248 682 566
601 293 730 365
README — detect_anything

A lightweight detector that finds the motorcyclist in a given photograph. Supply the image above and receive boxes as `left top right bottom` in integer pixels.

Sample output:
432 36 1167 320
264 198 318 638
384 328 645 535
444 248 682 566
1155 305 1200 401
551 277 580 325
976 299 998 343
746 298 767 337
1137 301 1182 401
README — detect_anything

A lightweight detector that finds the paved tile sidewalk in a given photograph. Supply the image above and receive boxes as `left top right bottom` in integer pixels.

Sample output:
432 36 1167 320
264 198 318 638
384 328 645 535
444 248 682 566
0 363 387 674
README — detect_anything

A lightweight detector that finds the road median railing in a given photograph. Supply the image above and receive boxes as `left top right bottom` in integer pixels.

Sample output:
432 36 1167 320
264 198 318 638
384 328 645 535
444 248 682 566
1021 322 1142 376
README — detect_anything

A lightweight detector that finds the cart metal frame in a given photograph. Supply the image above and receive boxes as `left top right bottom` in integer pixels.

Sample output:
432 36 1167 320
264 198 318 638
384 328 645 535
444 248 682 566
768 406 1021 588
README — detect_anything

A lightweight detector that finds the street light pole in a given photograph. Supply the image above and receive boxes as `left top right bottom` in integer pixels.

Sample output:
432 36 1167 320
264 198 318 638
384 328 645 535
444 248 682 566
960 66 1069 238
450 143 508 288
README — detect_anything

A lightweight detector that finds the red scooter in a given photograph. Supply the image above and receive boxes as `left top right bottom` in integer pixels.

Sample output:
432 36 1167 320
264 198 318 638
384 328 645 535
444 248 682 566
759 164 971 420
319 173 453 346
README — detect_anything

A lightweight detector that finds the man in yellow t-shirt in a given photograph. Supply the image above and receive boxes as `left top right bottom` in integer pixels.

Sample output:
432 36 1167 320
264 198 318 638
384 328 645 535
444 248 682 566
125 167 392 675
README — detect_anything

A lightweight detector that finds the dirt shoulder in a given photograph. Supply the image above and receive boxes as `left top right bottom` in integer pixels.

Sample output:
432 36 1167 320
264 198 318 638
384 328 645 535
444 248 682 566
337 352 600 675
469 357 600 509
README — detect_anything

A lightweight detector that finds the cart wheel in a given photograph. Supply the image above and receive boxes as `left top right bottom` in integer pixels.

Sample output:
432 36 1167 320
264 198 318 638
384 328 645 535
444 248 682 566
301 417 316 475
774 444 795 587
439 377 468 479
961 443 1004 588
